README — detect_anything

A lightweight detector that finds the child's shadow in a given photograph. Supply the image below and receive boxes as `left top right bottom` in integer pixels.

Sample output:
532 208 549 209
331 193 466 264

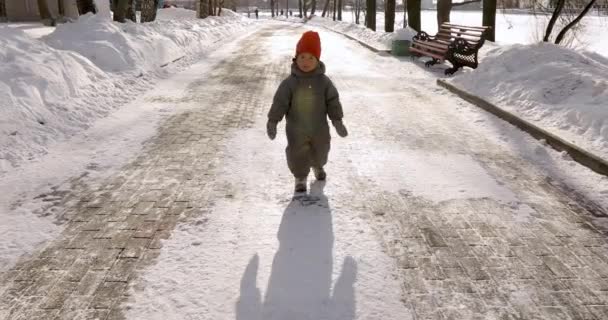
236 181 358 320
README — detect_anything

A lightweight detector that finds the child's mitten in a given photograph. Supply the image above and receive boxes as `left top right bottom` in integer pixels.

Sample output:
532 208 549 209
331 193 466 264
267 120 278 140
332 120 348 138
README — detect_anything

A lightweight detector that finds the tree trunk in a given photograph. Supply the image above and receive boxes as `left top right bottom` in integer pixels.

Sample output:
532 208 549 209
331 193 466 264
403 0 407 28
366 0 375 30
113 0 128 21
141 0 159 22
126 0 136 21
77 0 97 14
543 0 565 42
322 0 329 17
271 0 275 16
482 0 496 41
57 0 65 17
38 0 54 24
303 0 308 18
407 0 420 31
310 0 317 15
555 0 597 44
333 0 336 20
338 0 342 20
299 0 304 17
385 0 395 32
437 0 451 27
0 0 6 21
355 0 361 24
197 0 209 18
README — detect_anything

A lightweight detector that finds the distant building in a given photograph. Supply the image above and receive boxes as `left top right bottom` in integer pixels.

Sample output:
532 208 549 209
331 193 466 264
3 0 79 21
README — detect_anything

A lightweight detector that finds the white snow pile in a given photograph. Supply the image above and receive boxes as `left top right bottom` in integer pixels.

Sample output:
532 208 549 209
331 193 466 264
0 8 253 173
392 26 418 41
450 42 608 159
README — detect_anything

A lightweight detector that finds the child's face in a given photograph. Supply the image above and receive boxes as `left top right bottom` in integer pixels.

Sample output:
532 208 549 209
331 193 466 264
296 53 319 73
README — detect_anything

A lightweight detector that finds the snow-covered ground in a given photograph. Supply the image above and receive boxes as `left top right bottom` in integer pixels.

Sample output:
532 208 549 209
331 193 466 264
122 24 608 319
299 12 608 161
1 7 608 318
0 8 257 271
450 43 608 160
0 8 252 174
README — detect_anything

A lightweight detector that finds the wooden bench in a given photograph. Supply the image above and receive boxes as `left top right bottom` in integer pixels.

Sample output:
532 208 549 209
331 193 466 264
410 23 491 75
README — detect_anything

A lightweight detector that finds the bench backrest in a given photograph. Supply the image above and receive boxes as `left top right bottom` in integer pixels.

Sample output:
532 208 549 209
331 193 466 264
435 23 490 48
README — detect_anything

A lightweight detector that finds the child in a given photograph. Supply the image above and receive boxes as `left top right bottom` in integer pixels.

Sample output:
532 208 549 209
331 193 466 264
266 30 348 193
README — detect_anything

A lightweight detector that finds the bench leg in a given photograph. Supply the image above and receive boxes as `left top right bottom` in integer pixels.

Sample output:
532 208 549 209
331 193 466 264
425 58 439 68
445 60 463 75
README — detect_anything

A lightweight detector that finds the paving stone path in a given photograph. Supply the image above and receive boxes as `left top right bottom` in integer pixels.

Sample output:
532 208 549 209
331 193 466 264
2 24 608 320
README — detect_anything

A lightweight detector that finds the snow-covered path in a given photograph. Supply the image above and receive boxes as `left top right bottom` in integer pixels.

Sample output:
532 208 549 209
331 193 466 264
2 21 608 320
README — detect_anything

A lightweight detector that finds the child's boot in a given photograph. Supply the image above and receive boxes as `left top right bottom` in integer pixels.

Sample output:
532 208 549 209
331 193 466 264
313 167 326 181
295 177 307 193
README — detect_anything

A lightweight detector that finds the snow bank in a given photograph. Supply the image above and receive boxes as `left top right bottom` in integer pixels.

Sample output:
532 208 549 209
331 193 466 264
0 9 253 173
450 43 608 159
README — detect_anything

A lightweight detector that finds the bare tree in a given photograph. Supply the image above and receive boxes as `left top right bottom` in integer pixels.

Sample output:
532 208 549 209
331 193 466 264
57 0 65 17
113 0 127 21
303 0 309 18
0 0 6 21
366 0 375 30
333 0 337 20
310 0 317 16
197 0 210 18
126 0 136 21
322 0 329 16
385 0 395 31
271 0 275 16
534 0 605 45
141 0 159 22
437 0 450 26
300 0 305 17
38 0 54 25
407 0 420 31
554 0 597 44
544 0 566 41
483 0 496 41
354 0 363 24
338 0 342 20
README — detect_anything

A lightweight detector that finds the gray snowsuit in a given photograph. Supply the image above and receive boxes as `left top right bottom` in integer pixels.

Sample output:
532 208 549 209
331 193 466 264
268 61 344 179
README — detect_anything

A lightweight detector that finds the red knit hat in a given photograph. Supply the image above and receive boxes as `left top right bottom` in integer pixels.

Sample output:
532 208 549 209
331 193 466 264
296 31 321 60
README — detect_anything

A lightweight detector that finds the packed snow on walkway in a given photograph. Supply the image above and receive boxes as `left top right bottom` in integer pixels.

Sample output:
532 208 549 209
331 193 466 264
0 8 256 272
